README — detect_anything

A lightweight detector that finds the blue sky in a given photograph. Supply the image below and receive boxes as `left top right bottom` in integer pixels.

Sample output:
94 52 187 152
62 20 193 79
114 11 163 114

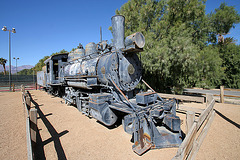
0 0 239 67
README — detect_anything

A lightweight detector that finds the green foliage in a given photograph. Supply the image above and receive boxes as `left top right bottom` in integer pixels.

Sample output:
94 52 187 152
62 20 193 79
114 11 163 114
18 49 68 75
0 57 7 64
219 43 240 88
208 2 240 43
195 45 224 88
210 3 240 34
71 48 77 52
51 49 68 56
18 69 34 75
0 57 7 75
115 0 240 92
0 71 9 75
33 56 50 72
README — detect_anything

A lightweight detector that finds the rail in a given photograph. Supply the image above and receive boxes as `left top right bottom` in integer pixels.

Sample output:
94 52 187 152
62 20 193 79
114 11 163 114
172 94 215 160
21 85 37 160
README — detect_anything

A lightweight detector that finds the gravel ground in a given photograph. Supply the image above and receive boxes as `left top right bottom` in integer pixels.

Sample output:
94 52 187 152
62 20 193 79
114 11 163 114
0 90 239 160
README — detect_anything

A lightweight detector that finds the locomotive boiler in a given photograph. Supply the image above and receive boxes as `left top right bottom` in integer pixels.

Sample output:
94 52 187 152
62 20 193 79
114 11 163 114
37 15 182 155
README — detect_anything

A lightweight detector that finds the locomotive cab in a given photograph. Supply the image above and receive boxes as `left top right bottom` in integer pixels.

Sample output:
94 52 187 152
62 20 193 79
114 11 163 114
44 53 68 85
40 53 68 95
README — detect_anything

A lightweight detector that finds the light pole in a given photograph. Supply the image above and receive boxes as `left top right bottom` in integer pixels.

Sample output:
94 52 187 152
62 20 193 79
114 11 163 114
13 57 19 75
2 26 16 91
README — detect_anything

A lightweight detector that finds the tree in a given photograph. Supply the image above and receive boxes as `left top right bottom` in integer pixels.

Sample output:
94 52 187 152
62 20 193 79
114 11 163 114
51 49 68 56
195 45 224 88
219 43 240 88
208 2 240 44
0 58 7 75
114 0 239 92
33 56 50 72
115 0 209 93
18 69 32 75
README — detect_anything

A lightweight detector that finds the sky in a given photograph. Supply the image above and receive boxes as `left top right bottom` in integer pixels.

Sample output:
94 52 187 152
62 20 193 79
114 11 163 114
0 0 239 67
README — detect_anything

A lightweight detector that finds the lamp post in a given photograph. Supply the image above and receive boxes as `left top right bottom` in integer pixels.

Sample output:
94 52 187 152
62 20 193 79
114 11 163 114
13 57 19 75
2 26 16 91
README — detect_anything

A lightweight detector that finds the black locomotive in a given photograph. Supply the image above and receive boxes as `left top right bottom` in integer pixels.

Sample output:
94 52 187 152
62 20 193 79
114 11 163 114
37 15 182 155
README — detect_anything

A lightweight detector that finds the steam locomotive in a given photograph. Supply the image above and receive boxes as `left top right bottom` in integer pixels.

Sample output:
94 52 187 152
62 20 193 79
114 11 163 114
37 15 182 155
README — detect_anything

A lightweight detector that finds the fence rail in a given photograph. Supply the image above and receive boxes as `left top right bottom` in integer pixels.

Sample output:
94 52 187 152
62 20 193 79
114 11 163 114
173 94 215 160
158 93 205 103
184 86 240 102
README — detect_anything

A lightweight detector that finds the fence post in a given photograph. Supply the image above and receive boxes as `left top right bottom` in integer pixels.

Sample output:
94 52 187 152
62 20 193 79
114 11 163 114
21 85 25 93
220 86 224 103
12 84 15 92
30 108 37 156
186 111 195 134
26 96 31 110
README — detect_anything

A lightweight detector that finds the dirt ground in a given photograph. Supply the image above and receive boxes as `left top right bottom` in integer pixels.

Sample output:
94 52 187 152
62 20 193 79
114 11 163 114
0 92 27 159
0 90 240 160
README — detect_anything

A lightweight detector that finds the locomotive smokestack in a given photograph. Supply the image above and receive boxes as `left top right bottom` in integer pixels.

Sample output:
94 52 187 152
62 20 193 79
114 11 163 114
111 15 125 50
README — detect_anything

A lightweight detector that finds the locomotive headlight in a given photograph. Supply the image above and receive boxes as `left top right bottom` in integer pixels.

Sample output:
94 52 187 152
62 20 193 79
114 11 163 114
128 64 135 75
125 32 145 49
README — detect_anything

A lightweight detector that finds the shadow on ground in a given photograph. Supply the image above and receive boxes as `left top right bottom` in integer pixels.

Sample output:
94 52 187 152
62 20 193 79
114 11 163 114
215 109 240 129
28 91 69 160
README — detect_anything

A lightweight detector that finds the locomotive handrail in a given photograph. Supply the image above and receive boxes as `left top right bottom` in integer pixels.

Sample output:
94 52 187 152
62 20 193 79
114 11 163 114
60 75 98 78
64 78 87 81
68 51 106 63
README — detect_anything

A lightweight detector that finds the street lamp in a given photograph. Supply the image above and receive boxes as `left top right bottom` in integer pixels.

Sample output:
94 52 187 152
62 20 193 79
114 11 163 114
13 57 19 75
2 26 16 91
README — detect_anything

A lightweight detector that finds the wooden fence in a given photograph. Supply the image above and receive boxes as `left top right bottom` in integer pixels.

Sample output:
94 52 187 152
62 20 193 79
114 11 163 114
172 94 215 160
21 85 37 160
158 93 205 103
184 86 240 103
